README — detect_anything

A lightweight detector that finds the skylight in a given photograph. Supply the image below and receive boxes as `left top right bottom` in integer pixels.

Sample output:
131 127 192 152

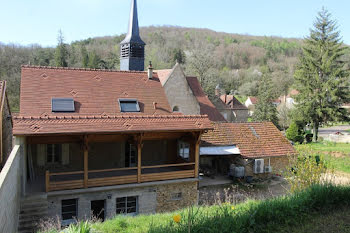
119 99 140 113
51 98 75 112
249 126 260 138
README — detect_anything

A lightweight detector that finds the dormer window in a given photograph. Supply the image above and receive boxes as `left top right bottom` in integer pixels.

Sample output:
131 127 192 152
51 98 75 112
119 99 140 113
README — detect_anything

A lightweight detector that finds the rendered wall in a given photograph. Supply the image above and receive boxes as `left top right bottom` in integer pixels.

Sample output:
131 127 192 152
0 145 22 233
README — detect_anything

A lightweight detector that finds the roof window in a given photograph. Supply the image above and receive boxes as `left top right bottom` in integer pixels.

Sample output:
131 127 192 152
119 99 140 112
51 98 75 112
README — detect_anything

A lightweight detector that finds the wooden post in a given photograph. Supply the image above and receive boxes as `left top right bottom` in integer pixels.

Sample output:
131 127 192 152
194 133 201 178
45 170 49 192
137 134 143 183
83 136 89 188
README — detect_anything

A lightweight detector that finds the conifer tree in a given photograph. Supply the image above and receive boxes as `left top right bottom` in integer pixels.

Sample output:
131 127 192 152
54 30 69 67
294 8 350 142
81 46 89 68
252 73 279 127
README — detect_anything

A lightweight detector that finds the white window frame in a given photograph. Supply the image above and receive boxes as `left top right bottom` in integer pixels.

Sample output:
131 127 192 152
116 196 138 216
178 141 190 160
47 144 61 164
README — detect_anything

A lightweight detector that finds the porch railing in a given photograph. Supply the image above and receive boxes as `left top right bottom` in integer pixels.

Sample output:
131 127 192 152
46 162 195 192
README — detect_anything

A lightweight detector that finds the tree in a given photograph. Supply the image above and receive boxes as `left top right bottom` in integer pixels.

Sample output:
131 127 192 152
171 48 186 65
286 121 304 143
80 46 89 68
277 103 292 131
252 73 279 127
54 30 69 67
294 8 350 142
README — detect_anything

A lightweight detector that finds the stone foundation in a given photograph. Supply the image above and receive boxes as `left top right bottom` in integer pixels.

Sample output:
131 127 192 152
46 179 198 222
156 181 198 212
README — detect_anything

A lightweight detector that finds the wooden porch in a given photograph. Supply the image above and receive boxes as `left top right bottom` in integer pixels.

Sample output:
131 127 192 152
27 132 201 192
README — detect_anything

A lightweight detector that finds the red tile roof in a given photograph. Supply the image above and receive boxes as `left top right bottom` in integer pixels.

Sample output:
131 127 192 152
220 95 248 110
20 66 172 116
15 66 212 135
13 115 212 136
201 122 296 158
154 69 173 85
186 76 226 122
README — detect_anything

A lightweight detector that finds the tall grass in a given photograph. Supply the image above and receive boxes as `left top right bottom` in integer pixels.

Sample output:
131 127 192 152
149 185 350 233
39 185 350 233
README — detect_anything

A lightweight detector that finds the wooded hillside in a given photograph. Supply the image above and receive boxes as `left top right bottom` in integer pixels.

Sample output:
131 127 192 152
0 26 331 112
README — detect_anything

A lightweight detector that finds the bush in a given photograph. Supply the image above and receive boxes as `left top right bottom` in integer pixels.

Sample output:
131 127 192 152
286 122 304 143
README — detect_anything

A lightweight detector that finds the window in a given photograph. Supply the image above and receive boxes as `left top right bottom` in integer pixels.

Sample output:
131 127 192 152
173 106 180 112
52 98 75 112
125 143 137 167
47 144 61 164
62 199 77 225
178 141 190 160
116 196 138 215
119 99 140 112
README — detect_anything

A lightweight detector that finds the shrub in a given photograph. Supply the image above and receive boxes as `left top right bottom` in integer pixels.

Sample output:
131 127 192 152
286 122 304 143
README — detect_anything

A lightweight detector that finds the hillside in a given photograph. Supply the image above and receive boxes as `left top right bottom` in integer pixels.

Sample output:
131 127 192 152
0 26 306 111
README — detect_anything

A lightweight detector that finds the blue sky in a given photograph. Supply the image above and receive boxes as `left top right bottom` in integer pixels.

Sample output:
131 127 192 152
1 0 350 46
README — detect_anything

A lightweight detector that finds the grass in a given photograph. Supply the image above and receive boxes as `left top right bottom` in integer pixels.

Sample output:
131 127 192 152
40 185 350 233
296 142 350 173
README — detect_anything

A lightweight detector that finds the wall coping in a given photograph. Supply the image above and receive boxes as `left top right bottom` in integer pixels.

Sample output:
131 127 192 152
47 178 199 197
0 145 20 188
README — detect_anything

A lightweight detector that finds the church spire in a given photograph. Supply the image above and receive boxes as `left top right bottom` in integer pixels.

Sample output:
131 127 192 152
120 0 146 71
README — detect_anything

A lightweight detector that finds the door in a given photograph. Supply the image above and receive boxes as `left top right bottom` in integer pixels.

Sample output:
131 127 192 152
91 200 105 221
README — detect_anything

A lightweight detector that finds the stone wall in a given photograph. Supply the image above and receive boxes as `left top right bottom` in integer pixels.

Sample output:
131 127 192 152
243 156 289 178
163 65 200 115
47 179 198 221
156 181 198 212
0 145 22 233
232 109 249 123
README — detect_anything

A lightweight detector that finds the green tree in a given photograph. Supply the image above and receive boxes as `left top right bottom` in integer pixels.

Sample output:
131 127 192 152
252 73 279 127
88 51 100 69
81 46 89 68
286 121 303 143
54 30 69 67
172 48 186 65
294 8 350 142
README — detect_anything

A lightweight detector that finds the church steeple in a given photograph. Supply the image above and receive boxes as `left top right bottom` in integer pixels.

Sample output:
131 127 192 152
120 0 146 71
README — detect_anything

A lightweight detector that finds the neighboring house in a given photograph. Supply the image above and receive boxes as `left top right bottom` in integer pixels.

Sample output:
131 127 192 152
0 80 13 170
212 85 248 122
156 63 226 122
5 1 212 232
245 96 281 116
279 89 299 109
200 122 296 178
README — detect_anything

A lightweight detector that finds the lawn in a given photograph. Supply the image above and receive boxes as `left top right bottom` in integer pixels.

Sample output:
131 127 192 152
296 142 350 173
40 185 350 233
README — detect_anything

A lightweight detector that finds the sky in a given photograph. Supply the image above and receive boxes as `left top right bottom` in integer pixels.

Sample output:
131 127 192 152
1 0 350 47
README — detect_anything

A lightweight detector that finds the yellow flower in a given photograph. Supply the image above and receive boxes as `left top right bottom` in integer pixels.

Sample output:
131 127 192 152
173 214 181 223
231 206 235 210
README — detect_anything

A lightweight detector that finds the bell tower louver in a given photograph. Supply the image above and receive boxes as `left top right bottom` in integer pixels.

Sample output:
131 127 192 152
120 0 146 71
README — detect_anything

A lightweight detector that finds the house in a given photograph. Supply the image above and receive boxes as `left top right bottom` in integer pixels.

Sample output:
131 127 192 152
245 97 281 116
200 122 296 179
0 80 13 170
156 63 226 122
210 85 248 122
1 1 213 232
279 89 299 109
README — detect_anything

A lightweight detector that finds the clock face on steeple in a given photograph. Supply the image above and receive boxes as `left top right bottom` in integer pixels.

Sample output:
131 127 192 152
120 0 146 71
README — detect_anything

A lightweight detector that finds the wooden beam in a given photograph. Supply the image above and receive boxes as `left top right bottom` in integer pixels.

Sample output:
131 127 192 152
27 135 82 144
83 135 88 188
137 134 143 183
194 132 201 178
45 170 50 192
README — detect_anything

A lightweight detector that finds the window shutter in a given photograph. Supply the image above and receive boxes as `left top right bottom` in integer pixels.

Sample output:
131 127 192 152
37 144 46 166
62 144 70 165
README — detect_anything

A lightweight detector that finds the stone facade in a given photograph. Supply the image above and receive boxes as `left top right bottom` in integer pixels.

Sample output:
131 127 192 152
47 179 198 221
156 181 198 212
242 156 290 178
211 96 248 122
161 64 200 115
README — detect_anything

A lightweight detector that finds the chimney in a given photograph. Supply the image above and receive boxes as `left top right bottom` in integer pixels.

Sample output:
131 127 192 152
215 84 221 96
148 61 153 79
